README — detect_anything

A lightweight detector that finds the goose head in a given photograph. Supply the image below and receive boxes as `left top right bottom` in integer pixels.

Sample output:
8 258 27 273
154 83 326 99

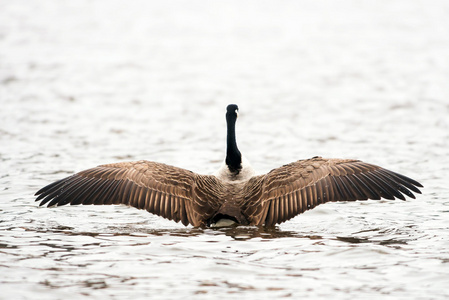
214 104 255 182
225 104 241 173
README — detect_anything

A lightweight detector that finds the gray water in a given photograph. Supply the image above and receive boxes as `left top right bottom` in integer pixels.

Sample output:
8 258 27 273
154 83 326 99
1 1 449 299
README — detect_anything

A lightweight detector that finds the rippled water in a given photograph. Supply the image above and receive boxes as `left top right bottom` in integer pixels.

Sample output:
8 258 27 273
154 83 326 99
1 0 449 299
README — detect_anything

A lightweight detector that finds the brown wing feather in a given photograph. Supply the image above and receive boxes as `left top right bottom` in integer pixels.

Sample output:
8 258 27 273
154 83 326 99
35 160 222 227
243 157 423 226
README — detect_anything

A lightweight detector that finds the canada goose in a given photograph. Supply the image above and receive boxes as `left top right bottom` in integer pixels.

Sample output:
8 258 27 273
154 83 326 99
35 104 422 227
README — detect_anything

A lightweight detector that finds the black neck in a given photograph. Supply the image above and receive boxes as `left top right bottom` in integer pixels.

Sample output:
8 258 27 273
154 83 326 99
225 113 242 174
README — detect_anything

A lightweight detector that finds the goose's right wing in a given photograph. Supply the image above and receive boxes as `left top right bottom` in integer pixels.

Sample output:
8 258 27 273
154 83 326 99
35 160 222 227
242 157 423 226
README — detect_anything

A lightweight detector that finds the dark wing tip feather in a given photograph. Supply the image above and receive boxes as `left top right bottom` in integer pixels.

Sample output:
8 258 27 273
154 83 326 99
35 177 68 199
34 179 62 196
377 169 423 195
394 172 423 188
336 161 422 201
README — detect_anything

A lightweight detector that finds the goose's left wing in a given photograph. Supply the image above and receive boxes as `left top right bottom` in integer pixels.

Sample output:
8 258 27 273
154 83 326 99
35 160 222 227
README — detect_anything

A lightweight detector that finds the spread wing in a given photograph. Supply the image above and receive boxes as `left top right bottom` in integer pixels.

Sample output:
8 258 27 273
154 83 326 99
242 157 423 226
35 160 223 227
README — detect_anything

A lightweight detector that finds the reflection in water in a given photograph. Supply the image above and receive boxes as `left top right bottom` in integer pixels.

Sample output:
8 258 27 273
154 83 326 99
213 226 321 241
336 236 408 245
23 222 315 240
22 221 416 246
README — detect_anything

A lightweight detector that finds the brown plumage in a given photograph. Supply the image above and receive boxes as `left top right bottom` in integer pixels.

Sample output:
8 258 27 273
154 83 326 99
35 105 422 227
